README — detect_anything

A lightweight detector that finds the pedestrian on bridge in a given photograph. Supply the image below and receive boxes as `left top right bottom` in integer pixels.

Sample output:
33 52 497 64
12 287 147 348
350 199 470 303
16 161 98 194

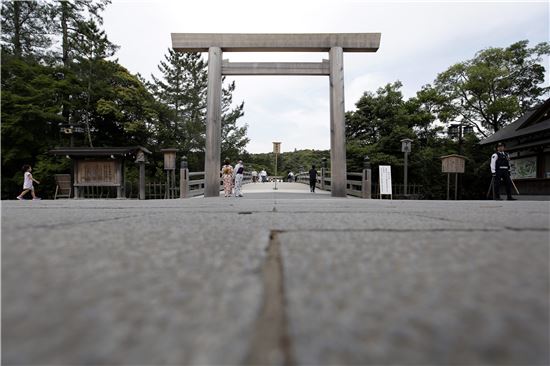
234 160 245 197
309 165 317 193
260 169 267 183
221 159 234 197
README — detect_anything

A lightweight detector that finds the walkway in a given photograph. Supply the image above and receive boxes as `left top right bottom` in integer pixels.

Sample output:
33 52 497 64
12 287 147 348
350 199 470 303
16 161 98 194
236 181 331 199
2 198 549 365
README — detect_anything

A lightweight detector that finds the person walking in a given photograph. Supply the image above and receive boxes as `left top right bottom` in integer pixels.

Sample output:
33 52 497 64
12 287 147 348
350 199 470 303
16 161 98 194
251 169 258 183
260 169 267 183
309 165 317 193
17 165 41 200
221 159 234 197
234 160 245 197
490 142 516 201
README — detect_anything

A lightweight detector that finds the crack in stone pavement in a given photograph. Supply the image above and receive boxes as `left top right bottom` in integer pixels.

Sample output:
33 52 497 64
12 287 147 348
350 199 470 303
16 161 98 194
8 214 145 230
244 230 295 366
272 227 548 233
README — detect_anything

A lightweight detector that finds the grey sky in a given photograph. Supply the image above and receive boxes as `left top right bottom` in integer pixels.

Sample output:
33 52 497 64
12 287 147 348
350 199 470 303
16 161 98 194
103 0 549 153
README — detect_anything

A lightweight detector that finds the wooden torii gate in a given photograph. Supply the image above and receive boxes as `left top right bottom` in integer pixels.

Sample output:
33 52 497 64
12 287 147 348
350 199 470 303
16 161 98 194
171 33 381 197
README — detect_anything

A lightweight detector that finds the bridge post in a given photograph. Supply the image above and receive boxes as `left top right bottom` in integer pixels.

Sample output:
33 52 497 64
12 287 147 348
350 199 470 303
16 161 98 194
362 156 372 199
329 46 347 197
180 156 189 199
204 46 223 197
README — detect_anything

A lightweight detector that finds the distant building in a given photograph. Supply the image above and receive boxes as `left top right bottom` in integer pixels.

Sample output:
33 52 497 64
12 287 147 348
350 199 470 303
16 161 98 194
480 98 550 195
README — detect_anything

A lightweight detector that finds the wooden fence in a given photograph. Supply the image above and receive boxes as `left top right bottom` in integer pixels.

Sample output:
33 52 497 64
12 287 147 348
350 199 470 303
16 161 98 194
296 170 423 199
74 170 420 199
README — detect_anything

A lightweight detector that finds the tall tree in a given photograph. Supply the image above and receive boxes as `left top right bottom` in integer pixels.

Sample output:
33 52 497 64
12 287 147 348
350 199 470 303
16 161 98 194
150 50 207 149
433 40 550 136
221 80 249 159
70 19 118 146
1 51 66 198
150 49 249 159
51 0 111 66
50 0 115 132
93 62 158 147
1 0 52 59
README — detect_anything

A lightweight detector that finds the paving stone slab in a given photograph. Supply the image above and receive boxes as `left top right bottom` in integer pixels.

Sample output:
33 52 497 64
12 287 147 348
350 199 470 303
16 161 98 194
280 230 550 365
1 197 548 365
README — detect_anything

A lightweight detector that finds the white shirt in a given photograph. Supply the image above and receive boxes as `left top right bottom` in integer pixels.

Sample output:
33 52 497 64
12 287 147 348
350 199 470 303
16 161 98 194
23 172 33 189
234 163 244 176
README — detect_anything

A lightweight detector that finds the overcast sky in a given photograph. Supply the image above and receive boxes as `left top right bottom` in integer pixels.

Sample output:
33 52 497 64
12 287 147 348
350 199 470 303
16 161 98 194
103 0 549 153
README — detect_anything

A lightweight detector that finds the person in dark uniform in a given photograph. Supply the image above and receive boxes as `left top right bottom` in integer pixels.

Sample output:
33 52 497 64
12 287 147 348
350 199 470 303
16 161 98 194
309 165 317 193
490 142 516 201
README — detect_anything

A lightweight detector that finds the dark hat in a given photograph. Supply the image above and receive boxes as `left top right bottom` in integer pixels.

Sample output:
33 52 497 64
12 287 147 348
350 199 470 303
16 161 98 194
496 142 505 147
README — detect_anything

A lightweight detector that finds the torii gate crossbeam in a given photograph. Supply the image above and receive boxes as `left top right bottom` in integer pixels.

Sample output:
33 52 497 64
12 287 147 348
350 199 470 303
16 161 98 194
171 33 381 197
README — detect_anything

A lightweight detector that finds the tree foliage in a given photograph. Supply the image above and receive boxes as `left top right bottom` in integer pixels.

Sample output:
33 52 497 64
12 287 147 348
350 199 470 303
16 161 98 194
1 1 250 198
1 0 52 59
433 40 550 136
149 49 249 167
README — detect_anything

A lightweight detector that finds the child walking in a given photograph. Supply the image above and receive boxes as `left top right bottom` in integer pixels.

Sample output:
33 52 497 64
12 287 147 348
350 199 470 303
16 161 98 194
17 165 41 200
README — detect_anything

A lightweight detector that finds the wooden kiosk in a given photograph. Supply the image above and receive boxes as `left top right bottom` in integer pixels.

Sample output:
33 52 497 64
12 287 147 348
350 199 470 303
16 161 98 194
50 147 151 199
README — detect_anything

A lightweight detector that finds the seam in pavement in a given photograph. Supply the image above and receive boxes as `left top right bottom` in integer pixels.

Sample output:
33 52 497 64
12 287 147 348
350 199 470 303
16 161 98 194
274 227 548 233
244 230 295 366
10 214 145 230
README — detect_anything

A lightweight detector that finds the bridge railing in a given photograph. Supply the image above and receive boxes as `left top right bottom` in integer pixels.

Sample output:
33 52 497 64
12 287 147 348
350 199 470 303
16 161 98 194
181 170 252 198
295 171 423 199
180 167 422 199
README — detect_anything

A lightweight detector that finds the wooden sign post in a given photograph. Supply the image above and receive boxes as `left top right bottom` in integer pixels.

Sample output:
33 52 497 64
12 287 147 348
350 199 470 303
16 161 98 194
440 154 466 200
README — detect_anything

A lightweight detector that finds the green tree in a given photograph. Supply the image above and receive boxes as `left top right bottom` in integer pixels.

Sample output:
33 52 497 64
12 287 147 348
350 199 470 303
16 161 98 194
221 81 249 160
50 0 112 66
433 40 550 136
1 0 52 59
346 82 417 170
150 50 205 149
1 52 65 198
93 61 158 147
50 0 115 128
150 49 249 165
69 19 118 146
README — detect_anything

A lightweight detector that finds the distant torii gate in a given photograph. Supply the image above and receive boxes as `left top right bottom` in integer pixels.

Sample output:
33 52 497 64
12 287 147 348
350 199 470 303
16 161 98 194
171 33 381 197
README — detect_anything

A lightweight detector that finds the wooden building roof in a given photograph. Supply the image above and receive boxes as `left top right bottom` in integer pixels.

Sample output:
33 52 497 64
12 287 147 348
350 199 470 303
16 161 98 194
50 146 152 157
480 98 550 146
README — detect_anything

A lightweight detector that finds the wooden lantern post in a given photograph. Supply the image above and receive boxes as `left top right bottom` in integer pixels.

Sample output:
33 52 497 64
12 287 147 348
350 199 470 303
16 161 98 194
161 148 178 199
272 142 281 190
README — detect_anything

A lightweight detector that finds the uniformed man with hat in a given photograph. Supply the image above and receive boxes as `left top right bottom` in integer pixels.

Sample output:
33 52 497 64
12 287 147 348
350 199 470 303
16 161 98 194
490 142 517 200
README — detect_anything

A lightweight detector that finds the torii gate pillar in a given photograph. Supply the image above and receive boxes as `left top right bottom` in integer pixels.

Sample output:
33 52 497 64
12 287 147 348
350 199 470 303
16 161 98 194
329 46 346 197
172 33 381 197
204 47 223 198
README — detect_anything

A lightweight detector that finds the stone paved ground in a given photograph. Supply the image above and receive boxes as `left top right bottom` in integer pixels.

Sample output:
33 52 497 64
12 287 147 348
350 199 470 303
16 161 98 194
2 183 549 365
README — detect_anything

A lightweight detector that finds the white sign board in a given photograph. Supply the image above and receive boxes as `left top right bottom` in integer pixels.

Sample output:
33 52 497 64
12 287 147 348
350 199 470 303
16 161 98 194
379 165 392 195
